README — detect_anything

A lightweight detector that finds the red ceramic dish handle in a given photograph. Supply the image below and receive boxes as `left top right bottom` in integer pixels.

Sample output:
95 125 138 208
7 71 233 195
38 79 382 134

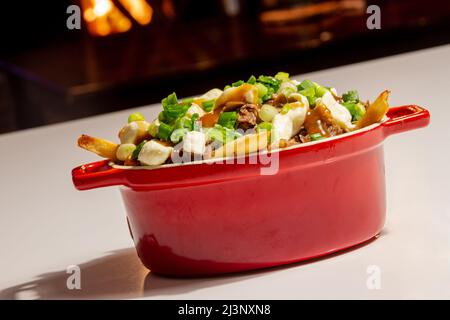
383 105 430 137
72 160 125 190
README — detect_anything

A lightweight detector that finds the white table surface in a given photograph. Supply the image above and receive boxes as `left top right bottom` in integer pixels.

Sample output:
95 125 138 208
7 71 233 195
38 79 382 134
1 45 449 300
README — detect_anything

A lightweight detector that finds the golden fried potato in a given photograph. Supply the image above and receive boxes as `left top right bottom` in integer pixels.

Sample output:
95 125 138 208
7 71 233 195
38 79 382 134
77 134 118 160
212 131 269 159
355 90 390 129
214 83 259 110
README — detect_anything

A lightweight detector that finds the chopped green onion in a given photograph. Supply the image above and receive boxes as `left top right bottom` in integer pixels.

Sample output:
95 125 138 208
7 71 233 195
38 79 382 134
207 126 225 143
174 116 192 130
224 85 231 90
342 90 360 103
224 127 241 143
148 121 159 137
257 122 272 132
259 104 278 122
117 144 137 161
262 86 275 102
191 113 201 131
127 112 145 123
299 86 315 97
160 92 191 123
247 75 257 84
310 133 324 141
217 111 237 129
131 140 147 160
353 103 366 121
170 128 189 144
258 75 282 91
162 103 190 122
255 83 268 99
281 87 295 98
299 86 317 106
182 97 194 104
298 80 315 90
296 81 330 105
207 124 240 144
202 99 215 112
158 111 166 123
232 80 244 87
280 104 292 115
275 72 290 80
158 122 174 141
162 92 178 107
343 102 366 121
306 96 317 106
315 85 329 97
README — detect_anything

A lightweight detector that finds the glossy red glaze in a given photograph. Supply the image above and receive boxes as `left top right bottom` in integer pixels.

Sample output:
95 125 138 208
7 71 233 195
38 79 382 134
72 105 429 276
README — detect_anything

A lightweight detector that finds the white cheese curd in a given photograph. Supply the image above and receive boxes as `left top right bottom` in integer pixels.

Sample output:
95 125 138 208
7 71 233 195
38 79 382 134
116 143 136 161
277 80 298 94
272 113 293 144
288 93 309 108
287 102 308 134
119 121 149 144
319 91 354 131
271 101 307 146
183 131 206 155
200 88 223 101
119 122 138 144
138 140 173 166
148 119 160 137
186 103 205 118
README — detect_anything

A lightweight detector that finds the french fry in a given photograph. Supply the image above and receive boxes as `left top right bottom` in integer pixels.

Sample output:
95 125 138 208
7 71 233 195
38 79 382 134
355 90 390 129
212 131 269 159
77 134 119 160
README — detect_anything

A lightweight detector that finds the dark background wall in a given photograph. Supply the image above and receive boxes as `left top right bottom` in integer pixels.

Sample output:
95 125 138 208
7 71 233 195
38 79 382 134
0 0 449 133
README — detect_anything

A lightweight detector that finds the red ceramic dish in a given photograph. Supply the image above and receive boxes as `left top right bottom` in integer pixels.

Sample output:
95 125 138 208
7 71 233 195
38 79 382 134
72 105 429 276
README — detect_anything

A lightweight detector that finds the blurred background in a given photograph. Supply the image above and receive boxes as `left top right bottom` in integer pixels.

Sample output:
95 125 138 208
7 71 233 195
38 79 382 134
0 0 448 133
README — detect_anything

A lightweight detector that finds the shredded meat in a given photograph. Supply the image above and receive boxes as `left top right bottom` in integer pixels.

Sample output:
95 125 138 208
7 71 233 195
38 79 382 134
237 104 260 130
223 101 245 112
324 121 344 136
304 103 343 137
298 128 310 143
267 94 287 108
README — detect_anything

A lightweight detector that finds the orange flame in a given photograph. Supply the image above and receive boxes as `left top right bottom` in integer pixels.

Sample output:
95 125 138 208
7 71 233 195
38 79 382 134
119 0 153 25
80 0 153 36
